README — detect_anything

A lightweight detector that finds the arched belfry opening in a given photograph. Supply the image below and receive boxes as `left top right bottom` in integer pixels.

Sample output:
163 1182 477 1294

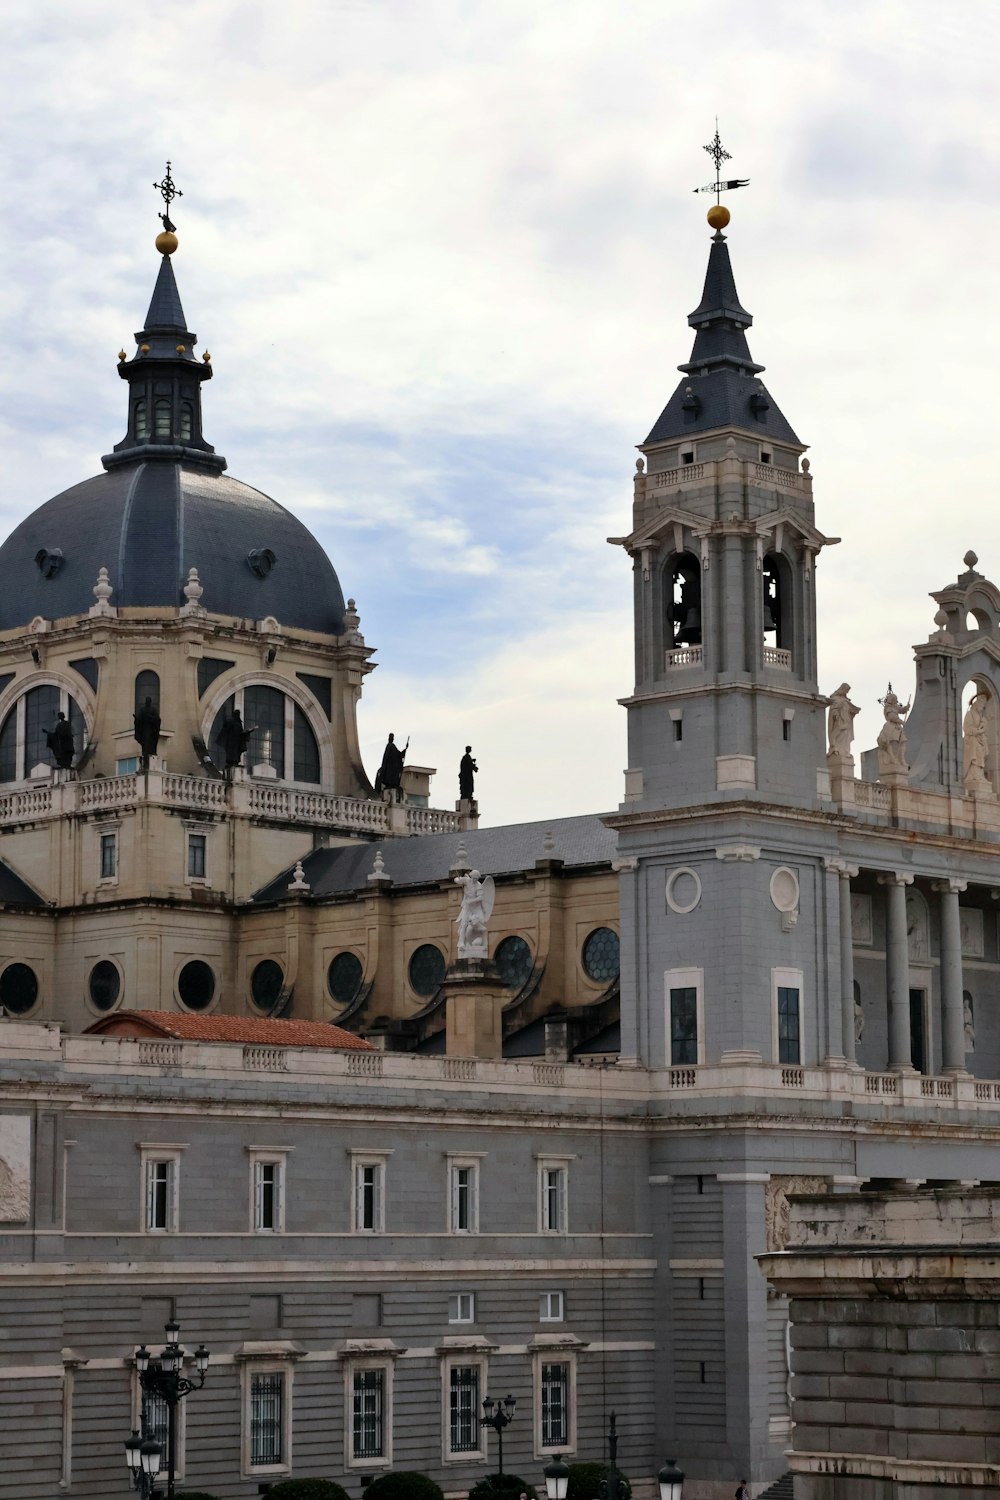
667 552 702 651
763 553 792 658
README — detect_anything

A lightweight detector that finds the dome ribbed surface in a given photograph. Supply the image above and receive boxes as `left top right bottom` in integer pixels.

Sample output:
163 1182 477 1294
0 463 346 634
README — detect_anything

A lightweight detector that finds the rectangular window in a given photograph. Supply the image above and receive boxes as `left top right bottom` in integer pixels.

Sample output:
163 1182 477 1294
143 1390 169 1475
250 1372 284 1467
541 1362 569 1448
354 1160 385 1233
187 834 206 880
539 1291 565 1323
777 986 801 1064
449 1364 481 1455
352 1368 385 1459
253 1161 283 1232
116 756 140 775
449 1161 479 1233
100 832 117 879
539 1163 568 1234
448 1292 475 1324
670 986 698 1065
145 1159 175 1232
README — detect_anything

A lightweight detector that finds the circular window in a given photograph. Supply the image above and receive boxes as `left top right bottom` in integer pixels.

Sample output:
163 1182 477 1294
177 960 215 1011
582 927 620 984
89 960 121 1012
0 962 38 1014
408 943 446 997
328 951 364 1006
666 867 702 915
494 935 533 990
250 959 284 1011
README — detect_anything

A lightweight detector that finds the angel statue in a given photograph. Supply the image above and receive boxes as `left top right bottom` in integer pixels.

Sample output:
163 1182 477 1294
454 869 495 960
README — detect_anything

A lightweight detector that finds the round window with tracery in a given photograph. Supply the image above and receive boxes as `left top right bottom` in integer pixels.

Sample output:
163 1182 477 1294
494 935 533 991
89 960 121 1012
582 927 620 984
250 959 284 1012
408 943 446 997
328 951 364 1006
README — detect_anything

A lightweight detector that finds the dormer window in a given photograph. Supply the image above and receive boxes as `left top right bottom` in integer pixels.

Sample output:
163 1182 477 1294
134 400 149 440
179 402 193 443
154 400 171 439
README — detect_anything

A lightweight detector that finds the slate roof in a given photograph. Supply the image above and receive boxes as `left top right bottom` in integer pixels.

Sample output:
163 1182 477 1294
144 255 187 330
0 860 44 906
253 812 618 902
0 464 347 634
644 232 802 448
84 1010 372 1050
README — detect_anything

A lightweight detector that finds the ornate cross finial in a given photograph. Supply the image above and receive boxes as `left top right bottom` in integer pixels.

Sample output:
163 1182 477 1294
693 122 749 208
153 161 183 233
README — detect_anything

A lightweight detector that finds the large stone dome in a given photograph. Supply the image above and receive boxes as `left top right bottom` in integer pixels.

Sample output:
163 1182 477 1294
0 462 347 634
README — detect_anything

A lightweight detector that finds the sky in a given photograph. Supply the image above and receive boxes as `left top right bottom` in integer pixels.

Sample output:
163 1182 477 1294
0 0 998 825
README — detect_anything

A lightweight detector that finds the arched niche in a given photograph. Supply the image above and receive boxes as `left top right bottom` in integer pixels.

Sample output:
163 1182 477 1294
665 551 702 649
961 676 999 795
763 552 793 652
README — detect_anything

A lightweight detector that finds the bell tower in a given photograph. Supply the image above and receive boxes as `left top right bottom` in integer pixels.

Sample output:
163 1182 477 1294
610 196 838 812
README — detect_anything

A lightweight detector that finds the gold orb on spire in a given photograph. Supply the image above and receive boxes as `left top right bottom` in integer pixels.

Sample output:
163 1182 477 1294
155 229 179 256
707 204 730 231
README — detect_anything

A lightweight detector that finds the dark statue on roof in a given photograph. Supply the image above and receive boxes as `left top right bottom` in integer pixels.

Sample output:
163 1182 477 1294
45 713 75 770
375 733 407 800
133 696 161 768
216 709 254 774
459 746 477 802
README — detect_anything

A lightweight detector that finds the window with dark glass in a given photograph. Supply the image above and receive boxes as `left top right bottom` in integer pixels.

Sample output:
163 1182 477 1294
89 960 120 1012
0 962 38 1015
251 960 284 1011
187 834 206 880
26 684 62 772
177 960 214 1011
134 399 149 440
449 1365 480 1454
328 951 363 1006
244 684 286 778
582 927 620 984
143 1389 168 1471
670 986 698 1065
0 685 86 783
134 670 160 715
408 944 445 997
494 934 533 990
541 1362 569 1447
179 402 193 442
293 704 320 783
254 1160 281 1231
250 1372 284 1466
145 1159 174 1231
100 833 117 880
352 1368 385 1459
777 986 801 1064
207 687 320 784
154 400 171 439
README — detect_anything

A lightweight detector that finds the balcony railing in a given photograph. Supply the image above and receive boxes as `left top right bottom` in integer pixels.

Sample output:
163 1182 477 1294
665 645 703 669
763 646 791 669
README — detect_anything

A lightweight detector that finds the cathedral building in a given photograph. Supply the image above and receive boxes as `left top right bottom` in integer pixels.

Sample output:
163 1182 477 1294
3 184 1000 1500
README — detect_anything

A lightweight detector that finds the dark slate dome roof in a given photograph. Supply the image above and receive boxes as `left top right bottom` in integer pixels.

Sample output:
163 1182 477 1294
0 463 347 634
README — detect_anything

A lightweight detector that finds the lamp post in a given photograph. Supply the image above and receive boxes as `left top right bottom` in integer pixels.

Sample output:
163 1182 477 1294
543 1453 570 1500
600 1411 625 1500
481 1393 516 1476
128 1318 210 1500
657 1458 684 1500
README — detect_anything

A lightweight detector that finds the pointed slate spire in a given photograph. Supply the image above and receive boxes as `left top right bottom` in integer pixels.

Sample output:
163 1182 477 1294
643 225 801 448
143 254 188 332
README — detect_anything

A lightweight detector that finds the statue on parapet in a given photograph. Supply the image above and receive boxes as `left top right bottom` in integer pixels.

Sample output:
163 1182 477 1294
876 683 910 780
215 708 255 776
45 712 75 770
827 683 859 760
459 745 478 802
133 696 161 769
375 732 407 802
454 869 495 960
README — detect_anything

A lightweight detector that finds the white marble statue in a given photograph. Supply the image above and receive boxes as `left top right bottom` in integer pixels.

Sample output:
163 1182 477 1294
827 682 860 758
964 992 976 1053
876 684 910 778
963 691 991 791
454 869 495 959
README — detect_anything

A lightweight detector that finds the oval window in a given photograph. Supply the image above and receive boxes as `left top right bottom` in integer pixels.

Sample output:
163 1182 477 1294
408 943 446 998
89 960 121 1012
177 960 215 1011
494 935 533 991
582 927 620 984
328 951 364 1006
0 962 38 1014
250 959 284 1012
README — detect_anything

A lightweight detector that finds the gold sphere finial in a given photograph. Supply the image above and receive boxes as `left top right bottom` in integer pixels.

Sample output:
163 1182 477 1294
707 204 730 231
155 229 178 256
117 349 127 363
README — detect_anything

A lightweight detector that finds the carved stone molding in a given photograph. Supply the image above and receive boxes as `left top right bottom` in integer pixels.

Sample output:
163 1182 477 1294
764 1175 829 1253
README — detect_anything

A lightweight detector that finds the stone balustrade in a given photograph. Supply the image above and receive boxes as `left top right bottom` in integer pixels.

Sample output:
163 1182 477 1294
660 1058 1000 1112
643 458 807 495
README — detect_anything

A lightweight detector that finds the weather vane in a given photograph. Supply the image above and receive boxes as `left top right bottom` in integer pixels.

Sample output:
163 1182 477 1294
693 123 749 204
152 161 183 233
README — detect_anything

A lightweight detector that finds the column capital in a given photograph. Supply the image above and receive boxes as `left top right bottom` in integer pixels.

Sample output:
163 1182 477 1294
823 857 860 878
877 871 913 887
932 877 968 894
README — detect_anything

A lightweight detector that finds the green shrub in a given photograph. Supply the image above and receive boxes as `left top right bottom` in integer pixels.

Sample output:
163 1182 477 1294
175 1493 220 1500
265 1481 353 1500
565 1462 631 1500
365 1473 445 1500
468 1474 537 1500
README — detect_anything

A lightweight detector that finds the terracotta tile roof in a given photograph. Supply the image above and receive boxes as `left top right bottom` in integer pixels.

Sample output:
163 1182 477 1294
85 1010 372 1050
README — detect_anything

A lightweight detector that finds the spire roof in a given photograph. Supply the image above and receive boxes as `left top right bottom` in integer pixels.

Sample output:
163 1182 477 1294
643 229 801 448
143 254 188 331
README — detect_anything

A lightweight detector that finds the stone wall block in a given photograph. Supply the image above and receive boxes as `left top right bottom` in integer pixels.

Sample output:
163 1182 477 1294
828 1374 888 1401
798 1399 846 1424
844 1349 935 1378
791 1374 830 1398
907 1326 975 1352
939 1405 1000 1434
905 1431 986 1463
792 1423 831 1451
790 1323 831 1349
828 1323 887 1349
836 1424 891 1455
903 1378 985 1407
937 1301 999 1328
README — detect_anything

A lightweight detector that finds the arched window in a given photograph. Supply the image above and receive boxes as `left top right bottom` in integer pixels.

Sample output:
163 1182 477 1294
154 399 171 439
667 552 702 649
207 686 321 784
179 402 193 442
134 399 148 440
134 670 160 717
763 553 792 653
0 684 86 782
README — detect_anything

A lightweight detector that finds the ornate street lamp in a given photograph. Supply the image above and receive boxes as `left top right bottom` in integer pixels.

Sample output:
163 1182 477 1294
599 1412 625 1500
129 1318 211 1500
657 1458 685 1500
481 1393 517 1476
543 1453 570 1500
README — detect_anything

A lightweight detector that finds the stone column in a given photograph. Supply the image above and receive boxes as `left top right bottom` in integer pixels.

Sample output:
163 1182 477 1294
934 877 968 1074
880 873 913 1070
839 864 860 1064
